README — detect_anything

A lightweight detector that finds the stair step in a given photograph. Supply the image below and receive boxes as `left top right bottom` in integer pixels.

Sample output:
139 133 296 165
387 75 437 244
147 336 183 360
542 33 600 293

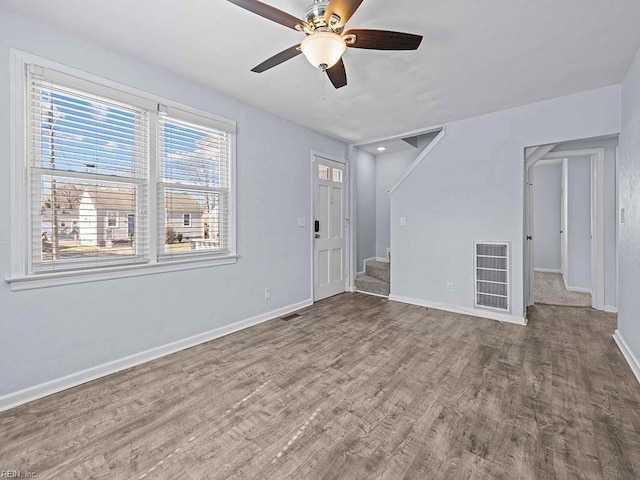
365 261 390 283
355 274 390 297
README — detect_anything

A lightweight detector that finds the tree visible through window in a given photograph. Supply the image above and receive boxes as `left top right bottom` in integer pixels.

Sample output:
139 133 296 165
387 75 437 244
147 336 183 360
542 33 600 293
24 63 235 276
30 74 146 271
158 113 231 257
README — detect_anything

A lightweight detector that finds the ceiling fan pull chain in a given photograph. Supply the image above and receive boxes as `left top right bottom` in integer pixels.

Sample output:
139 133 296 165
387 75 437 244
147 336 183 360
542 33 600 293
321 70 326 102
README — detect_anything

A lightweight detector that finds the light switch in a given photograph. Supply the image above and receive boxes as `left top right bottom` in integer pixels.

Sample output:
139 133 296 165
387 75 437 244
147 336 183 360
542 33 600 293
298 217 307 227
400 217 406 226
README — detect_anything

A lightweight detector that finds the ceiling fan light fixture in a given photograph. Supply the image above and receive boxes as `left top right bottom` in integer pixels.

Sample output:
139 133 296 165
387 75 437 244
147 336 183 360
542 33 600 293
300 31 346 71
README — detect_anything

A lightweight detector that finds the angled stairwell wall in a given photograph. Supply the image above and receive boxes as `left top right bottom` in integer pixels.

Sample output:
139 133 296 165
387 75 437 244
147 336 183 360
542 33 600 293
375 132 442 261
355 131 442 295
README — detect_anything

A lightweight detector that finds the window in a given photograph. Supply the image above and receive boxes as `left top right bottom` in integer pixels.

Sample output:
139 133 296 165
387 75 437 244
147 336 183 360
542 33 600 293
14 60 236 283
158 109 232 259
318 165 330 180
28 68 148 272
107 214 118 228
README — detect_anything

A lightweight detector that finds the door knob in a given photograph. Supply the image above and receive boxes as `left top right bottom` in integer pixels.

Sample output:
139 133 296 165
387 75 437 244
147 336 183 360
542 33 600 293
315 234 321 239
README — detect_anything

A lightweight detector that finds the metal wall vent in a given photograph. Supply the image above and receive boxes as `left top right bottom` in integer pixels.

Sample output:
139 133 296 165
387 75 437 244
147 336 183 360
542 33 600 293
474 242 510 312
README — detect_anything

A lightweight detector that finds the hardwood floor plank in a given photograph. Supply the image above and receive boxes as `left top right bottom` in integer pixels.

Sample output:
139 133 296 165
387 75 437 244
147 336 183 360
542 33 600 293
1 294 639 479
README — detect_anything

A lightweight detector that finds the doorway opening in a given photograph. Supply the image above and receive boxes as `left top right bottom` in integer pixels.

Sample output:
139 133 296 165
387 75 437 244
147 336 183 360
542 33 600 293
524 136 618 313
351 127 444 298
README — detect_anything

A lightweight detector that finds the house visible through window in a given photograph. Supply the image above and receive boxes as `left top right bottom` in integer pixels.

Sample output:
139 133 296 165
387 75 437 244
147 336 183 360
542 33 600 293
21 62 236 277
158 111 232 258
28 70 147 272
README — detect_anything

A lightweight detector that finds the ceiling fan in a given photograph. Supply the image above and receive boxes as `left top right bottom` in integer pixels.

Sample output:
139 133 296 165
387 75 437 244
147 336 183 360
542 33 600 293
227 0 423 89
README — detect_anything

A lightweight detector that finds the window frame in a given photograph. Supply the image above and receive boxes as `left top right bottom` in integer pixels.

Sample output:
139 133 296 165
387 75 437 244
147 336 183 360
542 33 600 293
156 105 234 262
107 213 119 229
183 214 191 227
7 50 238 291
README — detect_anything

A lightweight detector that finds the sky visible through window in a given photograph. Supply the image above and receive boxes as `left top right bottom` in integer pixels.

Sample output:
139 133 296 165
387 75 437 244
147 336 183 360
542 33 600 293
39 88 138 177
38 87 225 201
36 86 227 265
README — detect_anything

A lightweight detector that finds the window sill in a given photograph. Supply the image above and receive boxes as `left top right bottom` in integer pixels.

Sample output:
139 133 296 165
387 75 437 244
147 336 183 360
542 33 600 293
5 255 239 291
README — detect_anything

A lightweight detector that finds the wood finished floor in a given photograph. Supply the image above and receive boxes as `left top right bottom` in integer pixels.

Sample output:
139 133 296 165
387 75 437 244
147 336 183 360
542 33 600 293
1 293 640 479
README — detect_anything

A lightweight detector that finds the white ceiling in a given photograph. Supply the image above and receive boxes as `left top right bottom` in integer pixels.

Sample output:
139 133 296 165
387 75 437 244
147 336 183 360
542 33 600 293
3 0 640 144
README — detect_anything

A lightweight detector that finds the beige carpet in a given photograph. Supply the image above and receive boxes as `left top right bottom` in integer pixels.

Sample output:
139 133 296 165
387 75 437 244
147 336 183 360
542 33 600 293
535 271 592 307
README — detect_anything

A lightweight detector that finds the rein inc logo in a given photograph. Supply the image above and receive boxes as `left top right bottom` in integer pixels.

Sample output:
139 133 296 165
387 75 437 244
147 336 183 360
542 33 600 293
0 471 37 478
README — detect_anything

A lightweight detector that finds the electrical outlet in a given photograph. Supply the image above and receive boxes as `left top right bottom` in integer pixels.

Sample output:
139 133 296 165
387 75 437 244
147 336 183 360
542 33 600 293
264 288 271 300
297 217 307 227
446 282 454 293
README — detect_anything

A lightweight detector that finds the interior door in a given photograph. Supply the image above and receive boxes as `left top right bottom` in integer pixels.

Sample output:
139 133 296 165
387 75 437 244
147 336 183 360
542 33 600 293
314 157 346 301
524 165 535 307
560 160 568 278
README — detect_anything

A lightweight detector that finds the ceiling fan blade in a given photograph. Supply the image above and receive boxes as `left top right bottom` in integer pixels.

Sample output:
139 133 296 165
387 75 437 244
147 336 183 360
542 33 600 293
344 29 423 50
325 0 365 29
326 59 347 89
252 45 302 73
227 0 304 30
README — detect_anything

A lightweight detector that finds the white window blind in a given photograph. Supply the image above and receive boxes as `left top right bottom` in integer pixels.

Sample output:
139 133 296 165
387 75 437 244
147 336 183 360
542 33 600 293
157 109 232 260
27 67 149 272
19 62 237 281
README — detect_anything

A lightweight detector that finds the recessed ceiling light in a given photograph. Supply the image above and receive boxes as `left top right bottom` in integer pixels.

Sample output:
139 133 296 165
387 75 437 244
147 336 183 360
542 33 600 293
377 146 387 152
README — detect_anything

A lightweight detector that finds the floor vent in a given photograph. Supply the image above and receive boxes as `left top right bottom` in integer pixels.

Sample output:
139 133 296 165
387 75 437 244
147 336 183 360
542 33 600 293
474 242 510 312
281 313 301 321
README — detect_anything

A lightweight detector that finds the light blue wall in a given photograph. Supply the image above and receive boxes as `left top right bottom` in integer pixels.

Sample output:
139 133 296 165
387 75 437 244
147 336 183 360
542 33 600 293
375 149 417 260
618 46 640 365
390 86 621 321
356 149 376 271
566 156 592 290
0 9 346 401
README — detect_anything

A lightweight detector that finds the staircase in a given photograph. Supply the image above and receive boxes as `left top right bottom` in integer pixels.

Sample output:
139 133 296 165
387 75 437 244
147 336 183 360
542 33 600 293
356 261 390 297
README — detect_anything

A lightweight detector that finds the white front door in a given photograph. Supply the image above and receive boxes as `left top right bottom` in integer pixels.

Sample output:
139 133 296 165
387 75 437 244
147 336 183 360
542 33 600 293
314 157 346 301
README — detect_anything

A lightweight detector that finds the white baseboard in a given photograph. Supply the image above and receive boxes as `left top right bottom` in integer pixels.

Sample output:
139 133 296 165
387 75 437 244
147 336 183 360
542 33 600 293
362 257 378 268
613 329 640 385
604 305 618 314
565 285 591 294
0 299 312 413
375 257 390 263
355 290 388 299
534 268 562 274
348 286 357 293
561 274 591 294
388 295 527 326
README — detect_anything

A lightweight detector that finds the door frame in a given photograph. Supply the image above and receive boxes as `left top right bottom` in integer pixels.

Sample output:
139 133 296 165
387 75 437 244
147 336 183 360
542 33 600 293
561 159 569 279
310 150 350 302
524 148 605 311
